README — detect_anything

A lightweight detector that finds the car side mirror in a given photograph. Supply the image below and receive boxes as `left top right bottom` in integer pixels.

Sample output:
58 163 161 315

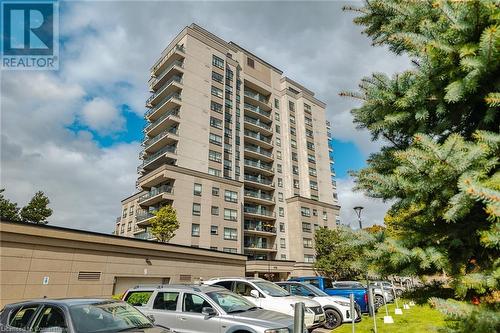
201 307 216 318
250 290 260 299
40 327 64 333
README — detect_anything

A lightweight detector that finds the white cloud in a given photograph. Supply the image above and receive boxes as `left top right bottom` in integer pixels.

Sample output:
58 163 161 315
81 97 124 135
336 177 393 228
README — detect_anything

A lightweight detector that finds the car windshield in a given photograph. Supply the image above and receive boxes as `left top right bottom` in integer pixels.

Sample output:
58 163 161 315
254 281 290 297
304 284 328 296
69 301 153 333
207 291 256 313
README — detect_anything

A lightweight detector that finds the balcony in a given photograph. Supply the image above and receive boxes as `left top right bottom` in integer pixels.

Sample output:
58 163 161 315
143 127 178 153
243 102 271 121
243 90 272 114
134 230 154 240
151 44 185 77
243 174 274 190
145 92 182 121
144 109 180 137
138 184 174 207
244 116 272 135
243 130 273 149
146 76 182 108
136 211 155 223
244 159 274 176
244 189 274 205
149 60 184 91
244 242 277 252
244 222 277 236
244 145 273 162
138 144 177 173
244 205 275 220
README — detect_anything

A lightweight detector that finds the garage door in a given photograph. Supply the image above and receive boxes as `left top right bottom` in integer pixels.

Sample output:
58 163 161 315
113 277 170 295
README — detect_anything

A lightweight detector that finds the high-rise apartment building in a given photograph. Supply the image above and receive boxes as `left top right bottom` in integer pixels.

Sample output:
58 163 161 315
115 24 340 278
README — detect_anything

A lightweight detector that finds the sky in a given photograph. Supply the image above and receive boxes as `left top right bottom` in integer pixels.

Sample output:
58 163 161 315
1 0 410 233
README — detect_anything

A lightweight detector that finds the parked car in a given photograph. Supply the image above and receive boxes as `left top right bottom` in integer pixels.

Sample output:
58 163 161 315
122 284 296 333
276 281 361 329
204 277 325 330
334 281 394 308
289 276 371 313
0 298 170 333
370 281 405 297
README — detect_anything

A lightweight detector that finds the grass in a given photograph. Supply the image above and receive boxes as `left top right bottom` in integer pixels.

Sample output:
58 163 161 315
333 300 446 333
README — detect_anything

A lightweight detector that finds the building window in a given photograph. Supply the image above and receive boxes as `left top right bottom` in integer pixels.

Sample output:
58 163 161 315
212 187 219 196
280 238 286 249
127 222 132 231
309 168 317 176
306 129 314 138
277 151 282 160
279 207 284 217
224 227 238 240
310 181 318 190
209 150 222 163
311 194 319 201
129 206 134 214
305 116 313 126
293 179 300 189
210 246 218 250
279 223 285 232
276 138 281 147
192 203 201 216
278 178 283 187
275 125 281 134
212 71 223 83
304 103 311 113
277 164 282 173
308 154 316 163
191 224 200 237
211 225 218 235
274 98 280 109
314 223 320 231
210 117 223 129
291 139 297 149
208 168 221 177
122 209 127 218
211 206 219 216
275 113 280 121
193 183 202 196
290 127 296 135
292 152 298 161
224 208 238 221
278 192 284 202
301 207 311 217
302 222 312 233
304 255 315 263
212 55 224 69
292 165 299 175
313 209 318 216
223 247 237 253
289 101 295 111
247 57 255 68
303 238 313 248
211 86 223 98
211 101 223 113
323 211 328 221
307 141 315 150
281 254 286 260
209 133 222 145
224 190 238 203
336 217 341 226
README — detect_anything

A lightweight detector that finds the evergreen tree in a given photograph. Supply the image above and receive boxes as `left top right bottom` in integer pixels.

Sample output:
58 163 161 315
150 205 179 243
342 0 500 298
20 191 53 224
0 189 20 221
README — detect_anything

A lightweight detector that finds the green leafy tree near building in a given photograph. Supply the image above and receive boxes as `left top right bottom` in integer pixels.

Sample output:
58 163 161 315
338 0 499 299
0 189 21 222
150 205 180 243
20 191 53 224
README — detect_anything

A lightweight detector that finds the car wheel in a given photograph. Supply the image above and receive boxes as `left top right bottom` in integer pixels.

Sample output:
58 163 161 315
323 309 342 330
374 295 384 309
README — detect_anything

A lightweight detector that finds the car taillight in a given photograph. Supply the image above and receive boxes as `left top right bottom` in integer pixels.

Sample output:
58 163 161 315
364 293 368 303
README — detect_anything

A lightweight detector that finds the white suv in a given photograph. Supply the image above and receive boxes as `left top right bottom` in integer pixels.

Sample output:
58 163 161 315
204 277 325 330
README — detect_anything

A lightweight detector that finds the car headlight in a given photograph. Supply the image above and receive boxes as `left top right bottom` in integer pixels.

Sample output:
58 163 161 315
264 329 289 333
305 307 315 314
334 300 351 307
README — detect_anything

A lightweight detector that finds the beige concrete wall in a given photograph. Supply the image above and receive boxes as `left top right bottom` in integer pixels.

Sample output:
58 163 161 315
0 221 246 307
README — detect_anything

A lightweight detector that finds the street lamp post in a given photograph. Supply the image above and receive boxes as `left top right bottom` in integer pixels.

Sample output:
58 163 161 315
353 206 364 229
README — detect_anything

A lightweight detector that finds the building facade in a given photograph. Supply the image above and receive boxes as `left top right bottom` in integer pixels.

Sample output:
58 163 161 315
115 24 340 278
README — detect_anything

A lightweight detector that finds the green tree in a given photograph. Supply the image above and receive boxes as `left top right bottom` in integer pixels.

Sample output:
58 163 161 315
20 191 53 224
149 205 179 243
0 189 20 221
341 0 500 298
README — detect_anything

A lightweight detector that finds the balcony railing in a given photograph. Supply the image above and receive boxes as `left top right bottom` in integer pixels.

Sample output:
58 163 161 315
145 92 182 118
136 212 155 222
244 102 271 118
244 174 273 186
244 159 273 171
244 90 268 104
138 185 174 203
151 44 185 74
244 206 274 217
244 116 271 131
244 130 271 144
144 109 180 133
244 224 276 234
143 127 178 149
244 189 273 201
244 242 276 250
135 231 153 240
149 60 184 87
146 76 182 105
244 145 272 158
141 144 177 166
